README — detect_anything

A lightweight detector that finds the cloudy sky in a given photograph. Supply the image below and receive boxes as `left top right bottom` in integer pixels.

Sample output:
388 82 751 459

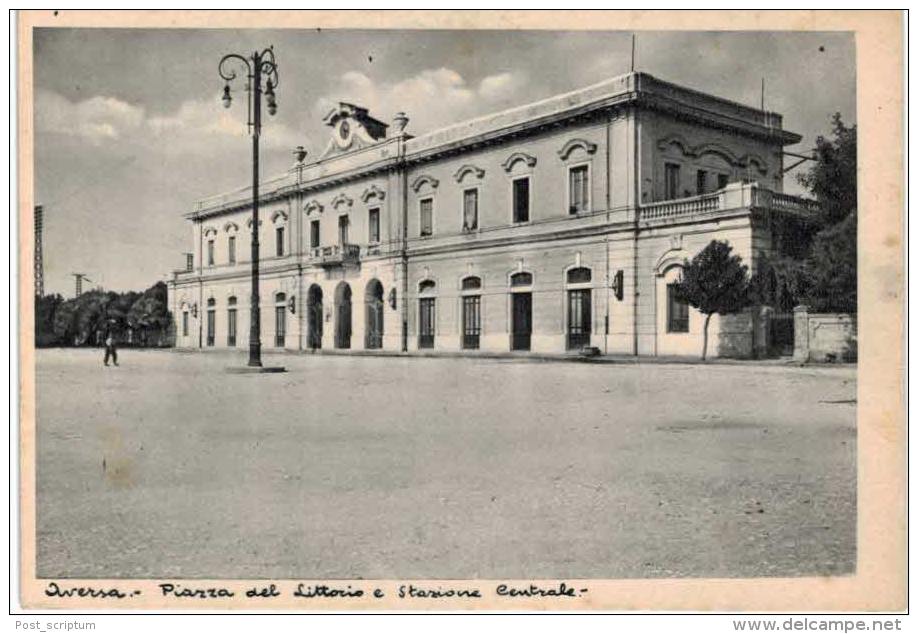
33 28 855 296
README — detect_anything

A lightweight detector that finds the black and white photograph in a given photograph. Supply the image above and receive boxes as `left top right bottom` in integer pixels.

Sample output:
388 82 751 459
16 10 905 614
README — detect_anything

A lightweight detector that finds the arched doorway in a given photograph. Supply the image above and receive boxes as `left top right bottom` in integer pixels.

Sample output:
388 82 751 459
365 279 384 349
206 298 216 347
566 267 592 350
334 282 352 349
306 284 323 350
509 271 533 351
418 280 437 349
274 292 287 348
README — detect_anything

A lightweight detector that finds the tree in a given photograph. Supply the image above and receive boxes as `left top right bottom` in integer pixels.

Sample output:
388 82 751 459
35 293 64 347
793 113 858 312
797 113 857 228
801 211 857 313
51 298 79 345
674 240 752 361
127 282 171 346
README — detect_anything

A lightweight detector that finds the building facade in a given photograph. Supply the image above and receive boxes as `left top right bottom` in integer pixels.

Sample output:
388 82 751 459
168 72 817 358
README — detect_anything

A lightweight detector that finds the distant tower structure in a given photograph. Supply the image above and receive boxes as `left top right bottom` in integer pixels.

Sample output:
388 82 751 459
72 273 92 298
34 205 44 297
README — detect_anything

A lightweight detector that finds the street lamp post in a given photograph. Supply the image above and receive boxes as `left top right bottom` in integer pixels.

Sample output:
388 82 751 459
219 47 279 368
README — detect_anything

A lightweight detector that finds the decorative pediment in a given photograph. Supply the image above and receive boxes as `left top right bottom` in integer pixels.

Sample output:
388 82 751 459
246 218 263 229
411 174 440 193
656 134 693 155
657 135 746 168
739 153 769 175
203 226 218 237
655 250 688 276
360 184 386 203
558 138 598 160
453 164 486 182
693 143 739 166
319 102 389 159
330 193 354 210
223 221 239 233
304 200 323 215
271 209 288 223
501 151 537 172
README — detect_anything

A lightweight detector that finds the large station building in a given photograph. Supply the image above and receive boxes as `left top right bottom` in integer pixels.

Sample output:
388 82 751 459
168 71 817 358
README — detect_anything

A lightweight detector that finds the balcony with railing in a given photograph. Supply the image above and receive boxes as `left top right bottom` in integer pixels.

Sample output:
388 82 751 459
311 243 361 267
638 182 819 223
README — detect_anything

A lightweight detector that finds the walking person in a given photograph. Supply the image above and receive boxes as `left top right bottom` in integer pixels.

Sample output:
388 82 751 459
103 330 119 367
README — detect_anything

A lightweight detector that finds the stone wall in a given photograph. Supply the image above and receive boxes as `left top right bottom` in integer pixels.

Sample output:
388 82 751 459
793 306 857 363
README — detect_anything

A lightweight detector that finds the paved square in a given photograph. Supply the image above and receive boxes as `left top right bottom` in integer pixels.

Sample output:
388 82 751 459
36 349 856 579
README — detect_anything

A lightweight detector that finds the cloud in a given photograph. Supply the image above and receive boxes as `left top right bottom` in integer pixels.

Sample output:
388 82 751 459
35 90 145 145
313 67 528 137
35 89 298 154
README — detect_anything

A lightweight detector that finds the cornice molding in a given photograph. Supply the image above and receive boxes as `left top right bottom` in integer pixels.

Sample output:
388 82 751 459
271 209 289 223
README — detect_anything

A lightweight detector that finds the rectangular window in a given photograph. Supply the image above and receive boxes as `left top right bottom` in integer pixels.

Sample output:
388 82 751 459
310 219 320 248
462 189 478 231
227 309 237 347
420 198 433 237
717 173 730 190
664 163 681 200
338 215 349 245
368 208 380 243
228 236 236 264
667 283 690 333
182 312 189 337
462 295 481 350
207 240 215 266
512 177 530 223
696 169 708 195
418 297 435 349
569 165 589 214
275 226 285 257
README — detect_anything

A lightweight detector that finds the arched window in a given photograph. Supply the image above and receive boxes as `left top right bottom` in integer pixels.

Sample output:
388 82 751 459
275 292 286 304
566 267 592 284
510 272 533 287
207 298 216 307
419 280 436 295
461 276 482 291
